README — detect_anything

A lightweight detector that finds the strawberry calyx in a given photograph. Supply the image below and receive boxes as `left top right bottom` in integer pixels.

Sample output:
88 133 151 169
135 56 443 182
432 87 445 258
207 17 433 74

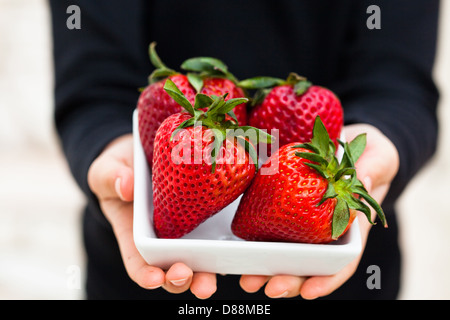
292 117 388 239
238 72 312 106
147 42 179 84
163 79 273 172
147 43 241 94
180 57 240 92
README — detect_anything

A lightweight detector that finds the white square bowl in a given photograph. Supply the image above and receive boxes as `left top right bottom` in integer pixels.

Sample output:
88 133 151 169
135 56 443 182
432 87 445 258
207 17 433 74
132 110 362 276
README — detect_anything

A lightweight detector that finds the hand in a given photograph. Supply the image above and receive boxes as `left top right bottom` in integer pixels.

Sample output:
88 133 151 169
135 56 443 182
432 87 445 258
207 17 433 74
87 134 217 299
239 123 400 299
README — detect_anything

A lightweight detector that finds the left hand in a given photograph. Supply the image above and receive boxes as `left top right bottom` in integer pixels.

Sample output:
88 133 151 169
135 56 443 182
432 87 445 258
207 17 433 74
239 123 400 299
87 134 217 299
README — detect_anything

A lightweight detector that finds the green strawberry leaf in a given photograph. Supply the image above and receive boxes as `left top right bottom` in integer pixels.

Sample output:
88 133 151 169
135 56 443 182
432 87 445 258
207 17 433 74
285 72 307 85
209 128 226 173
193 93 214 111
334 167 356 181
187 72 204 93
181 57 229 75
164 78 195 115
236 136 258 171
170 118 195 141
293 80 312 96
149 42 167 69
292 142 321 155
348 133 367 163
148 42 177 83
181 56 239 84
317 182 338 206
250 88 272 106
237 77 285 90
148 68 177 84
295 151 329 167
331 197 350 240
217 97 249 115
304 162 328 179
348 196 374 226
351 175 368 192
310 116 330 157
235 126 274 145
207 94 227 115
227 110 238 124
353 187 388 228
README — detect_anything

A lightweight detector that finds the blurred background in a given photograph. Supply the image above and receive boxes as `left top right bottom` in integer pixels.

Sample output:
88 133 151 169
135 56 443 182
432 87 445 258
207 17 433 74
0 0 449 299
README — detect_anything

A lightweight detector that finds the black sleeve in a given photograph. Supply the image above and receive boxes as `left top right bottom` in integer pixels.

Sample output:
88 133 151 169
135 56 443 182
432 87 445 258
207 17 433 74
49 0 150 196
50 0 440 208
336 0 440 204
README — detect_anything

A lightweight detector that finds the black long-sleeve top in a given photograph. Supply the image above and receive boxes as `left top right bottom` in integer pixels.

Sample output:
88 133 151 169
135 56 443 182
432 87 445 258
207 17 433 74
50 0 439 211
49 0 439 299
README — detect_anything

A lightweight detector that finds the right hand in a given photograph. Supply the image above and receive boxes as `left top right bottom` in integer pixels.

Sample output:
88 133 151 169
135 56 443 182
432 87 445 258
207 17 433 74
87 134 217 299
239 123 399 299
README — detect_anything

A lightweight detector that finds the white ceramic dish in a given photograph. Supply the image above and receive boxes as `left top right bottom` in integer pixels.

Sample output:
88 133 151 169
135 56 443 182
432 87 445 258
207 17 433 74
133 110 362 276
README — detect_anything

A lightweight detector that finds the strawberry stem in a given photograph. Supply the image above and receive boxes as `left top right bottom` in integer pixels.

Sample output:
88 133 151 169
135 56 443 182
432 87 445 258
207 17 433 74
238 73 312 106
147 42 178 84
181 57 240 89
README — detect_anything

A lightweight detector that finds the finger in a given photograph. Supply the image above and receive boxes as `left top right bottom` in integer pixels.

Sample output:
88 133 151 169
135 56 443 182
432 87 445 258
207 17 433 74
343 124 399 190
300 256 359 300
357 147 398 190
356 155 393 192
126 251 166 290
115 167 134 202
190 273 217 299
87 134 134 201
163 262 194 294
264 275 307 298
105 200 165 289
239 275 270 293
88 156 133 201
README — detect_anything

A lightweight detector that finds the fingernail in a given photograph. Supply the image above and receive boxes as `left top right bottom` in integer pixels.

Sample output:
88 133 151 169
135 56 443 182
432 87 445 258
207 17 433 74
272 290 289 299
146 284 162 290
170 278 189 287
115 177 124 200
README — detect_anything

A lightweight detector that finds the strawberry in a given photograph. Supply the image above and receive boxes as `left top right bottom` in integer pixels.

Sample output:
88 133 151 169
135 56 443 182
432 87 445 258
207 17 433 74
231 117 387 244
239 73 343 150
152 79 271 238
181 57 248 125
138 43 196 168
138 45 249 167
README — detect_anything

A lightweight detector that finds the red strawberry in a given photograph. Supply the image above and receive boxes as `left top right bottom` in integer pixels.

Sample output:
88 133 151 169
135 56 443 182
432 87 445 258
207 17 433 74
139 45 249 167
138 43 196 168
152 79 271 238
138 75 197 167
240 73 343 149
232 117 387 244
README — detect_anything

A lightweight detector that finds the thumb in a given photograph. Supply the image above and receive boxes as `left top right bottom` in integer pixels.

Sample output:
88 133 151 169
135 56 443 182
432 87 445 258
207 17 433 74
355 148 397 200
114 165 134 202
87 136 134 202
88 156 134 202
344 124 399 195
